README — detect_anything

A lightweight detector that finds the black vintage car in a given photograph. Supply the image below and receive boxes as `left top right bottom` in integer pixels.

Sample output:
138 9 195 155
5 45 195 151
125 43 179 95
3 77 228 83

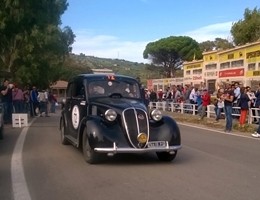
60 74 181 164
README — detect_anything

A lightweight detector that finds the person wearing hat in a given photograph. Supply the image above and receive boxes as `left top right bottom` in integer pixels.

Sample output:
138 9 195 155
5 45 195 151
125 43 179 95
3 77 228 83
198 88 211 120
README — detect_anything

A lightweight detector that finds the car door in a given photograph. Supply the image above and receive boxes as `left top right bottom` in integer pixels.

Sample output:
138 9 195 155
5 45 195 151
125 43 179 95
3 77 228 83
66 78 87 140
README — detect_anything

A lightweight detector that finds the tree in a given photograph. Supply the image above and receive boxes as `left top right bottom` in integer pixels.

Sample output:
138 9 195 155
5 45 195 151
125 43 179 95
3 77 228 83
0 0 74 89
231 7 260 45
199 38 234 52
143 36 202 78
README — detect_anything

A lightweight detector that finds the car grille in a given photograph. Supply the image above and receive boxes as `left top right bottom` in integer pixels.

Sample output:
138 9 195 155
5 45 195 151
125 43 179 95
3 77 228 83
122 108 149 148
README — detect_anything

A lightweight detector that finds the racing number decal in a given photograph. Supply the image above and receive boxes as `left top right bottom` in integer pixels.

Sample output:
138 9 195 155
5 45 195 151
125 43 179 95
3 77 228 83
72 105 80 129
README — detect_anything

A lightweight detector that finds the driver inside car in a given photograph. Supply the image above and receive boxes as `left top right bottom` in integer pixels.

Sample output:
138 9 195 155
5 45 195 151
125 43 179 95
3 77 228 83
89 84 105 96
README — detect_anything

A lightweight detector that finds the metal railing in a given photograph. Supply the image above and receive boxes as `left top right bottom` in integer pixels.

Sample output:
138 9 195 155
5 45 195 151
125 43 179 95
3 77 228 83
148 101 260 124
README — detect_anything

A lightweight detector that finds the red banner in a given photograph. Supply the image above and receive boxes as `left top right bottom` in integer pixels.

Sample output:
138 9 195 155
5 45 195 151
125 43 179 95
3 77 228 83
147 79 153 89
219 68 244 78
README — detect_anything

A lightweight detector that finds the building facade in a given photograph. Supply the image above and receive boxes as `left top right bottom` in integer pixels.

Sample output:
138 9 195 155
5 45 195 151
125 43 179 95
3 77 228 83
147 41 260 92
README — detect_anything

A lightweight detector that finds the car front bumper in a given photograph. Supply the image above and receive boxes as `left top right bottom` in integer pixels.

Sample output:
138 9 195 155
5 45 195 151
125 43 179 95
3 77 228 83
94 142 182 156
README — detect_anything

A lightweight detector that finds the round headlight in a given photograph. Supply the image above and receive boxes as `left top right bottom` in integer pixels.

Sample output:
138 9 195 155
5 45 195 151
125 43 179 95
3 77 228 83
105 109 117 122
150 109 162 121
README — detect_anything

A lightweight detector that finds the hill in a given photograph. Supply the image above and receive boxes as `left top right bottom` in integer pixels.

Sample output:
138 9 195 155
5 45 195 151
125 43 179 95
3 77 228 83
70 53 183 84
70 53 162 84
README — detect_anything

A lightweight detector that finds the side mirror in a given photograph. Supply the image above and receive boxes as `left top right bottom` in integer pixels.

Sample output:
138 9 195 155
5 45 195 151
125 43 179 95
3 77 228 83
61 98 66 109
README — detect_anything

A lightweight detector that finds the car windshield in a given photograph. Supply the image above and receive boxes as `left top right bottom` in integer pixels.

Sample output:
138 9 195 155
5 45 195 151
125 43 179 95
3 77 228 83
88 79 141 98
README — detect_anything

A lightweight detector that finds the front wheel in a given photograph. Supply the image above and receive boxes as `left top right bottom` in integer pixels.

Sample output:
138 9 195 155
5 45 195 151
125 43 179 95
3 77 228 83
156 151 177 162
82 128 100 164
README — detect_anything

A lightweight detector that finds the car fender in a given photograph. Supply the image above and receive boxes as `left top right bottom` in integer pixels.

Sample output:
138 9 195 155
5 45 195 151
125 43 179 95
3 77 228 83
149 116 181 146
82 116 130 149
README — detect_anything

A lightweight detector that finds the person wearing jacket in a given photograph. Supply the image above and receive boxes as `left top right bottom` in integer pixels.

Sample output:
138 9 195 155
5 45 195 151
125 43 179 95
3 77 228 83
254 83 260 124
239 87 250 128
198 88 211 120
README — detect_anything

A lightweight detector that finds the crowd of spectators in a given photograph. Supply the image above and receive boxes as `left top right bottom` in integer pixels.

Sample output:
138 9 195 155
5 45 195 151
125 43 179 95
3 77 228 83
144 82 260 137
0 79 58 124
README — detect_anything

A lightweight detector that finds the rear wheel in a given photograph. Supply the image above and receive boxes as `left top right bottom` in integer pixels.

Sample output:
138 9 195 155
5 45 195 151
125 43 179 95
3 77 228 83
60 119 69 145
82 128 100 164
156 151 177 162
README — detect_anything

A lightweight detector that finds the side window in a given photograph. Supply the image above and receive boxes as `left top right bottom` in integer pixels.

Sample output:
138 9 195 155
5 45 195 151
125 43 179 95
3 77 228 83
74 81 85 99
67 83 74 98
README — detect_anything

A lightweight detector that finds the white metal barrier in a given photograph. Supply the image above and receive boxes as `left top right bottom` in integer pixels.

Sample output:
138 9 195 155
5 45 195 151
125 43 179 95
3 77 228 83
148 101 259 124
12 113 28 128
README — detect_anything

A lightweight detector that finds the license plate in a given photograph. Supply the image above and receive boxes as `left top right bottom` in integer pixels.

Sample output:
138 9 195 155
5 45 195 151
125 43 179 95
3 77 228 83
147 141 166 148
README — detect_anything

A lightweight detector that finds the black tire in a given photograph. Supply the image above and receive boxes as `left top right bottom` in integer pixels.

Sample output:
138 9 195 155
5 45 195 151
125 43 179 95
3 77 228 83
0 125 3 140
156 151 177 162
60 119 69 145
82 128 100 164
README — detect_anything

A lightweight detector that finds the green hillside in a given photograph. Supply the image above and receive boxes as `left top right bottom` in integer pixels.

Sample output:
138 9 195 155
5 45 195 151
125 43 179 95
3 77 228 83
70 53 183 84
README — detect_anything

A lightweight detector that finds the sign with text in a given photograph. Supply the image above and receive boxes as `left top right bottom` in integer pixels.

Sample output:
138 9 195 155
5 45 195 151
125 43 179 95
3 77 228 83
219 68 244 78
193 75 203 80
205 71 218 77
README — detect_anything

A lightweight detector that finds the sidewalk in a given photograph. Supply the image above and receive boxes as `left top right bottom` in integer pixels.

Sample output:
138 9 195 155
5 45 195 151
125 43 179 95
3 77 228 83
164 111 258 137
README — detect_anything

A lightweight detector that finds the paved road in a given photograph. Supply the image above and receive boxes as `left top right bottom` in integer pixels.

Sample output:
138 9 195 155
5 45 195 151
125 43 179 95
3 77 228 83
0 111 260 200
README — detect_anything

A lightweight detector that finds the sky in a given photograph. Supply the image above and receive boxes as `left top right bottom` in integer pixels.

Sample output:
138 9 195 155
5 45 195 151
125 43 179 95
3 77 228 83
61 0 259 63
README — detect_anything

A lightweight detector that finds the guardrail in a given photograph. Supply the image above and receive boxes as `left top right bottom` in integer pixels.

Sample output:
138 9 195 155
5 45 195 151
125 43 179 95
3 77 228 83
148 101 260 124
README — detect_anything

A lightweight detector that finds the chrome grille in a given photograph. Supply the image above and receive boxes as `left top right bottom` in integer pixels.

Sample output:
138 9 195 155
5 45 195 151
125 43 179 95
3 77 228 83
122 108 149 148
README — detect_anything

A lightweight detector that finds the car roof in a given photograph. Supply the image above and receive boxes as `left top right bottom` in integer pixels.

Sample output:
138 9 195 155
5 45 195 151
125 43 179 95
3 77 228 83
70 74 138 82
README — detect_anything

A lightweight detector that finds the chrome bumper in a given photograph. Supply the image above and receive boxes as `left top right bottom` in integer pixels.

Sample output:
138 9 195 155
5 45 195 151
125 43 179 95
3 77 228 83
94 142 182 155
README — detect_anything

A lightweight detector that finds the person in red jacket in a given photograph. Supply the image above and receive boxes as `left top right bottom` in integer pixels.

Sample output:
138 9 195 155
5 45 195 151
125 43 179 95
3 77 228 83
157 89 163 102
198 88 211 120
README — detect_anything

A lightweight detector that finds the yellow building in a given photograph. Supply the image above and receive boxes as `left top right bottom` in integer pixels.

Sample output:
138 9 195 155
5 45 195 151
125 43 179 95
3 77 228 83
147 77 183 92
183 59 204 88
148 41 260 92
186 41 260 91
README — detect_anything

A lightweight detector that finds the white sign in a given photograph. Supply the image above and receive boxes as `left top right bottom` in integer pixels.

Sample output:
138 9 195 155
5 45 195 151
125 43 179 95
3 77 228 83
72 105 80 129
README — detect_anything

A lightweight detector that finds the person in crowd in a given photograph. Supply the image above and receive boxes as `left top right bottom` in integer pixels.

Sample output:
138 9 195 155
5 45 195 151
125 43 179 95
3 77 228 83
254 83 260 124
223 87 235 133
12 85 24 113
165 87 172 111
173 85 182 103
45 89 50 116
149 89 157 108
157 89 163 102
0 79 13 124
238 87 250 128
48 91 57 113
144 89 150 105
198 88 211 120
183 85 192 104
232 82 241 117
23 86 31 114
30 86 39 117
149 89 157 102
246 86 257 123
252 124 260 138
37 89 49 117
233 82 241 102
189 87 198 104
214 89 225 123
12 84 25 113
196 89 203 114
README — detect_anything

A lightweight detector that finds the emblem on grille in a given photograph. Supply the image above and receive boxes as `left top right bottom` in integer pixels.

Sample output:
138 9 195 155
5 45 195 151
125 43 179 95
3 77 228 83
137 114 145 120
